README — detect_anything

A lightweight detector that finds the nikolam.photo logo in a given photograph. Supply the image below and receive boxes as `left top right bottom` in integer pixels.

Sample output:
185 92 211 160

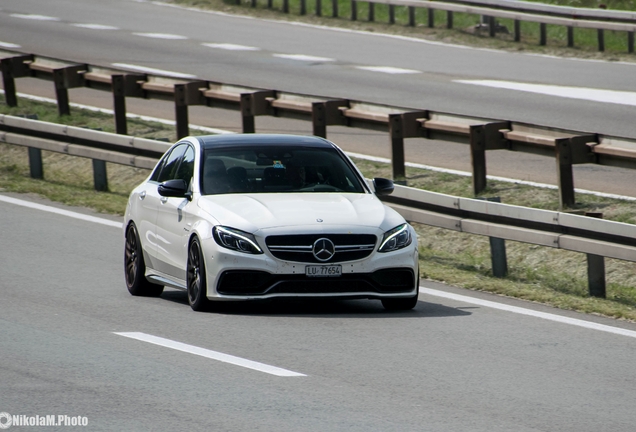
0 413 12 430
0 412 87 428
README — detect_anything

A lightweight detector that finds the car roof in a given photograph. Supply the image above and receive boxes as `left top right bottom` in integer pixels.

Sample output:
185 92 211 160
195 134 336 150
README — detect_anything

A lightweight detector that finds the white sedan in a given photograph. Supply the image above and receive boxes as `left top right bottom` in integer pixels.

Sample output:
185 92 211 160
124 134 419 311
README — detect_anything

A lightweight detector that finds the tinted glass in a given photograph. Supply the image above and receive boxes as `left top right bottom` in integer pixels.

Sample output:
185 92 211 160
201 146 366 195
175 146 195 187
156 144 188 183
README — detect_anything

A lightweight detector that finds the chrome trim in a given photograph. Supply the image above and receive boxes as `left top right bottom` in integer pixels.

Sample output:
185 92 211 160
268 244 375 252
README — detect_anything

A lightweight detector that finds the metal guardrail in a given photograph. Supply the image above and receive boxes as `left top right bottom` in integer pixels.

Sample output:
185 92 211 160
3 50 636 209
256 0 636 52
1 114 634 299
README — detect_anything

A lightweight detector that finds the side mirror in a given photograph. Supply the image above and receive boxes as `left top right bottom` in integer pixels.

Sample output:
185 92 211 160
373 177 394 196
158 179 190 198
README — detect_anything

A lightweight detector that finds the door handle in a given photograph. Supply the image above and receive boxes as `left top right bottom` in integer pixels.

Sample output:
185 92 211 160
160 196 168 204
139 191 146 200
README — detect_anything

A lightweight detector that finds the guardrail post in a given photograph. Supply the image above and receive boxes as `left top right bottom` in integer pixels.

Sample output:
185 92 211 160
92 159 108 192
585 212 606 298
470 125 488 195
428 9 434 28
597 29 605 52
628 32 634 54
0 55 34 107
240 90 276 134
389 5 395 24
283 0 289 13
316 0 322 16
567 27 574 47
539 23 547 46
111 75 128 135
175 81 208 139
351 1 357 20
332 0 338 17
489 16 496 37
388 111 428 184
481 196 508 277
389 114 407 183
368 3 375 22
311 99 349 138
268 0 273 8
52 65 87 116
514 20 521 42
28 148 44 180
447 11 453 29
408 6 415 26
555 134 597 209
252 0 257 7
111 74 146 135
240 97 257 134
469 122 510 195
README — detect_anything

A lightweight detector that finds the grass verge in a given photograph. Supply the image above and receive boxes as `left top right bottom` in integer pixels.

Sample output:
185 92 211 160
1 95 636 321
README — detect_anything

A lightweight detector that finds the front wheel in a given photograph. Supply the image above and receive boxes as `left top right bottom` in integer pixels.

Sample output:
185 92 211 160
125 223 163 297
187 237 211 312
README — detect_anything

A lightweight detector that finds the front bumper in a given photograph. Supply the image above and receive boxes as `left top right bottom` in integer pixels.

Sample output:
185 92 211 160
202 232 419 301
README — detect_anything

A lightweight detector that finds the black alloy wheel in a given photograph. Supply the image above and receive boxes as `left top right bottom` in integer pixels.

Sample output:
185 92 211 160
187 237 211 311
125 223 163 297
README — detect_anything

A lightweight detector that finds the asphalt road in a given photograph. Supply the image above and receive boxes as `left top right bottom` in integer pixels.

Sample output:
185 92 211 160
2 3 636 431
2 194 636 431
1 0 636 198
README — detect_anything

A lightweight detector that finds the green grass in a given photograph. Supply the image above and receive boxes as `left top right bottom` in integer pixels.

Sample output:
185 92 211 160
2 95 636 321
167 0 636 59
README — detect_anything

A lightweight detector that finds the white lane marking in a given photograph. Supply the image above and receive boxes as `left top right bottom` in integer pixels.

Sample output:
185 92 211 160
72 23 119 30
356 66 420 74
456 80 636 107
203 43 260 51
10 13 60 21
0 41 21 49
111 63 197 79
115 332 306 377
133 32 188 40
420 287 636 339
0 195 122 229
273 54 335 62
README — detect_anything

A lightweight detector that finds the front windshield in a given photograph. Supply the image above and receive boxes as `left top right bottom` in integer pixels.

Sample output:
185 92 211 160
201 145 366 195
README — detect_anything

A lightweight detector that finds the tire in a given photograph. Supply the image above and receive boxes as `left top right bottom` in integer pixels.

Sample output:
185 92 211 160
381 271 420 311
125 223 163 297
187 237 211 312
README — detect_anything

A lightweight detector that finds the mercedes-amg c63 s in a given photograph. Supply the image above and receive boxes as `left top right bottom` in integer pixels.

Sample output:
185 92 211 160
124 134 419 311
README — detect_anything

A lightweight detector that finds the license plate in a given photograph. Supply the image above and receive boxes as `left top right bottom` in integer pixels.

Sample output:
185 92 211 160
305 265 342 277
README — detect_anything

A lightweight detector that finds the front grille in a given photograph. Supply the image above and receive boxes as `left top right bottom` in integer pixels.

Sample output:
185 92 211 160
217 268 414 296
266 234 377 263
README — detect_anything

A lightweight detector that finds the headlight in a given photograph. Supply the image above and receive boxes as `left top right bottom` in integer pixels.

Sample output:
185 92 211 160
379 224 412 253
213 226 263 254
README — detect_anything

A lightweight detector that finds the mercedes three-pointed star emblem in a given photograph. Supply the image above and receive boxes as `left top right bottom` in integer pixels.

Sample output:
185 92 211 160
312 238 335 262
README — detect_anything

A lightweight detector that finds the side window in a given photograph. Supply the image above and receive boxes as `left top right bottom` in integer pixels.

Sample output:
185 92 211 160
149 155 167 183
175 146 195 187
157 144 188 183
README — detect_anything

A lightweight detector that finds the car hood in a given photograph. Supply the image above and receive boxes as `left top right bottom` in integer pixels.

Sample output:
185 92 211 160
197 193 403 233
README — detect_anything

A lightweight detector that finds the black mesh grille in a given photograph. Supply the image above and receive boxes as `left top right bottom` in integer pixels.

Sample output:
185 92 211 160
217 268 414 296
265 234 377 263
